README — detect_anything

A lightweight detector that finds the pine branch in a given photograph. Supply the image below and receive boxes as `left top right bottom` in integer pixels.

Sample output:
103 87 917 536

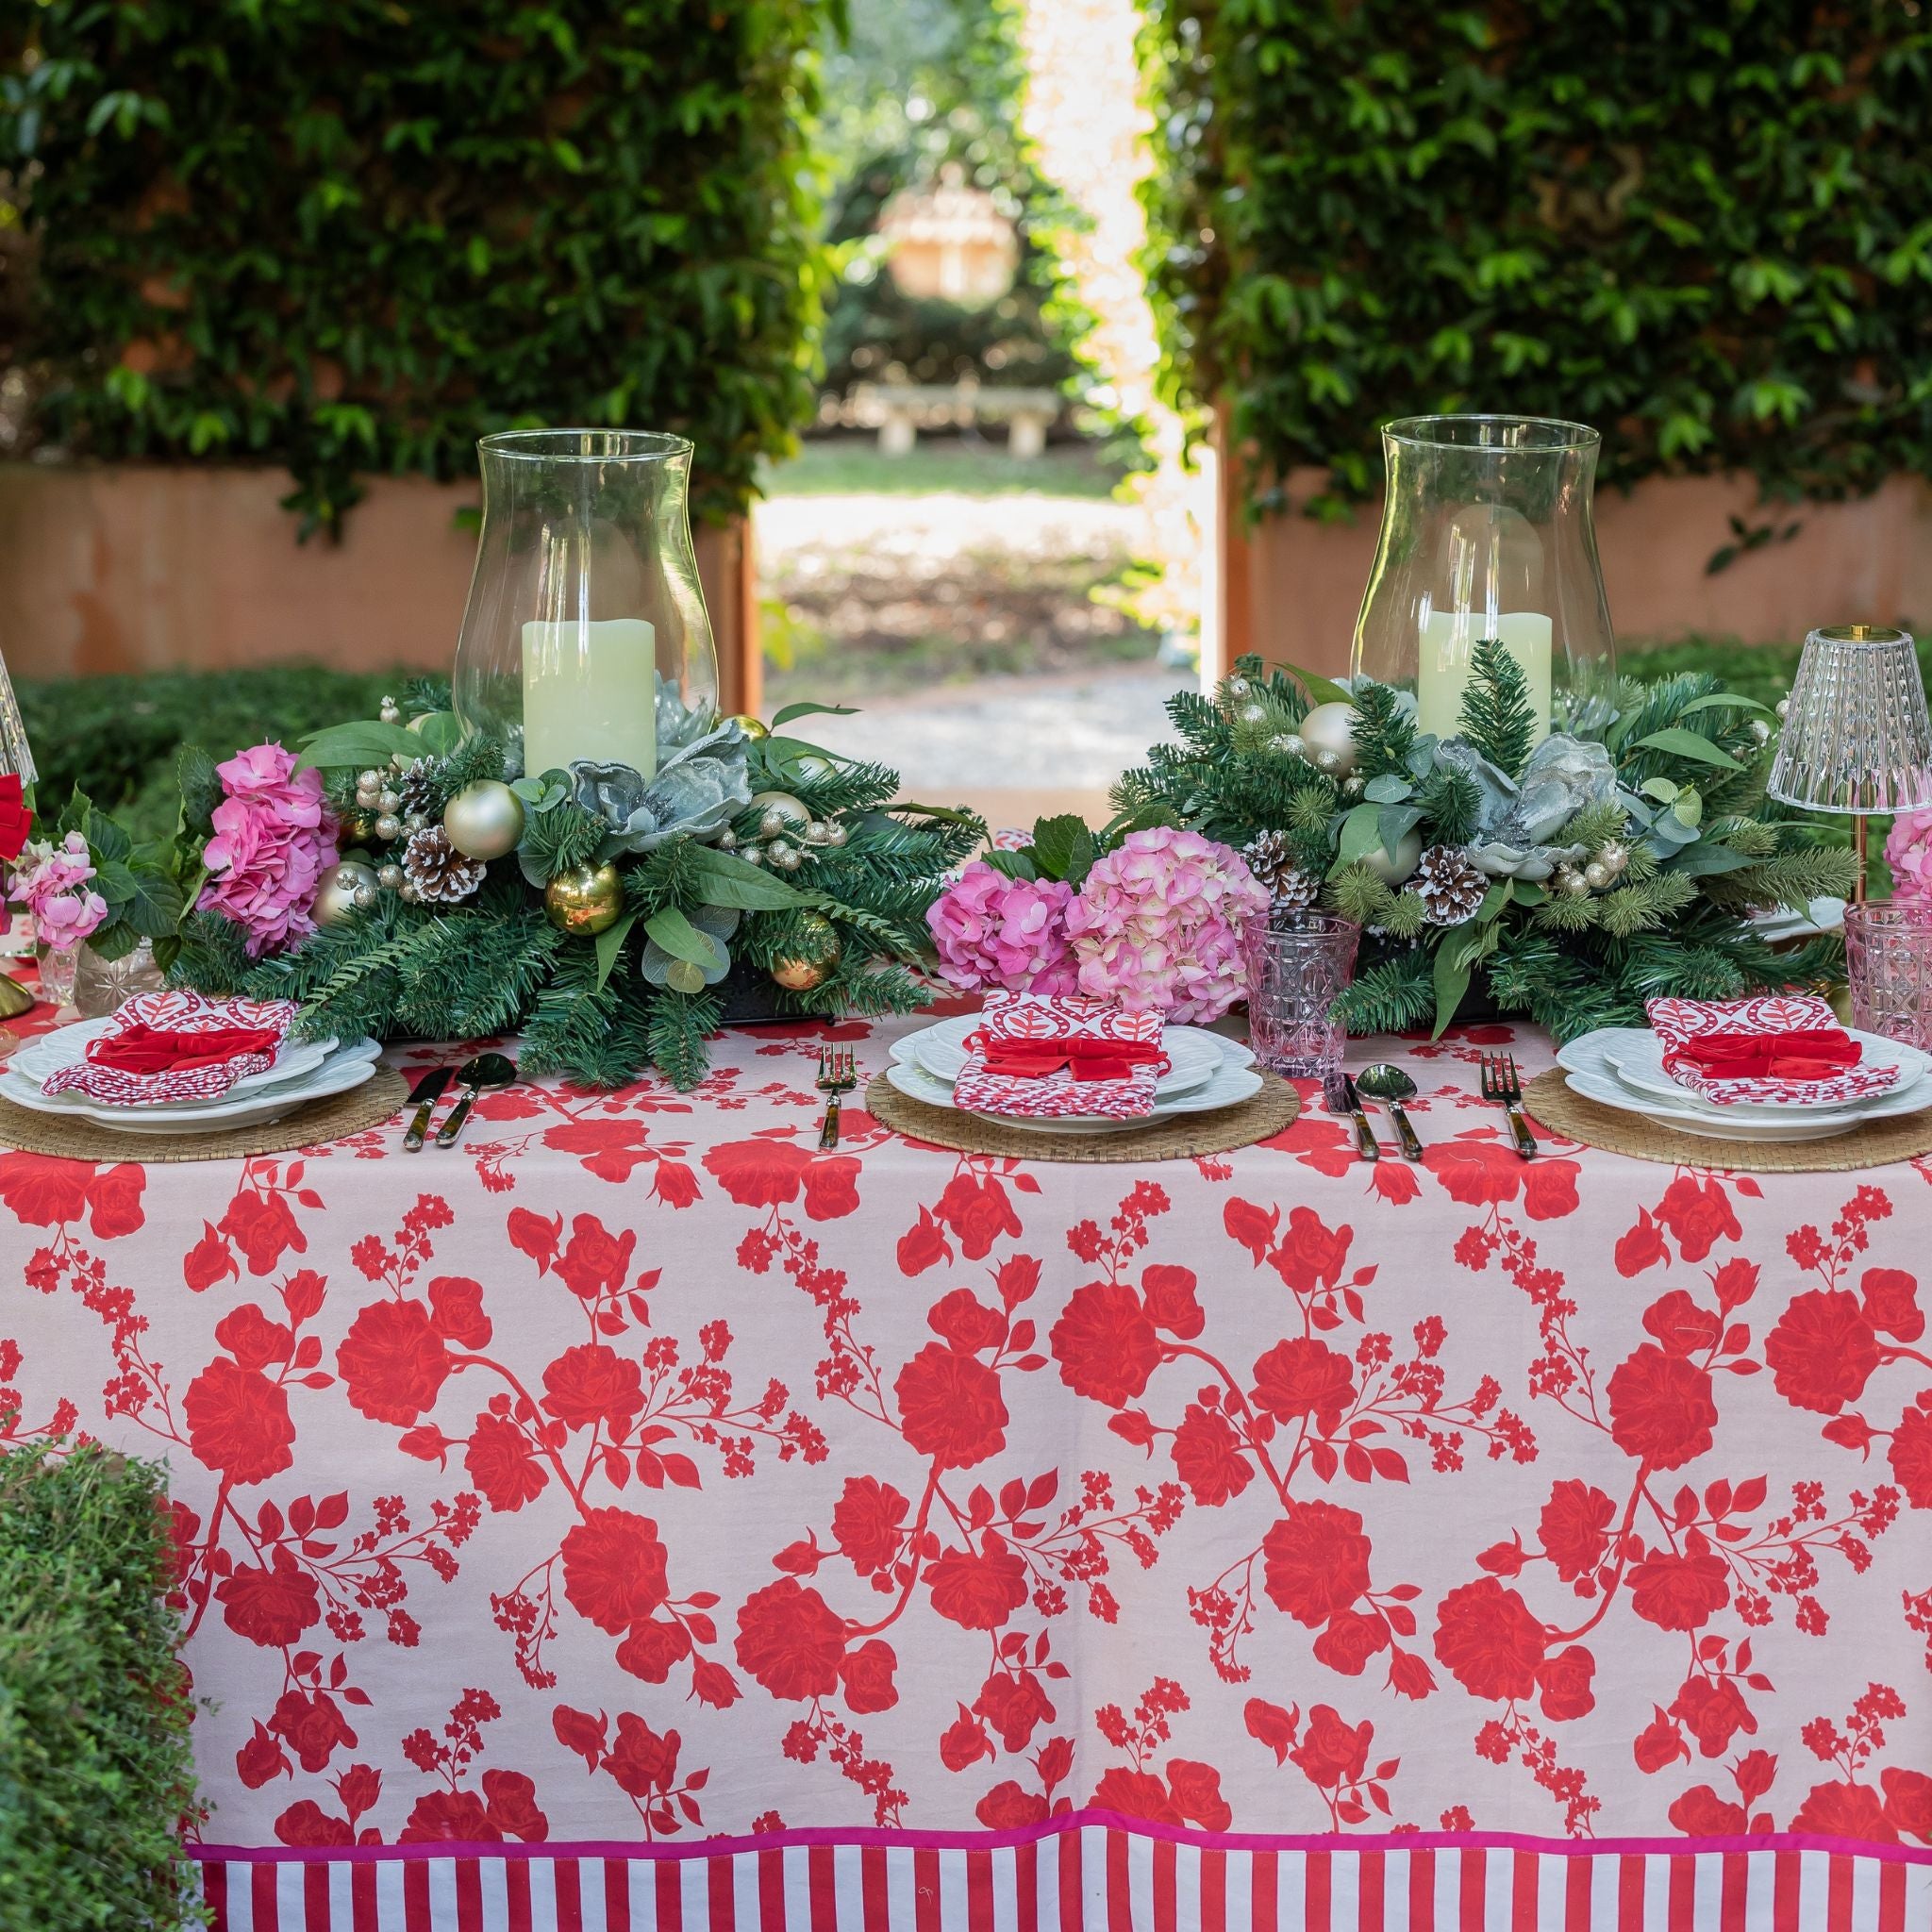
1346 682 1415 779
1331 949 1434 1033
520 795 606 878
645 989 724 1091
1414 765 1481 844
1457 638 1536 777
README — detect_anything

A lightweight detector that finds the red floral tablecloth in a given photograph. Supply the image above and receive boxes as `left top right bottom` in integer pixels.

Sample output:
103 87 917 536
8 1010 1932 1932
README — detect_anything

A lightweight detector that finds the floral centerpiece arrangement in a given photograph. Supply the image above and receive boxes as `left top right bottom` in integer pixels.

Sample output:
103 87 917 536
3 681 980 1089
1112 651 1857 1040
928 816 1267 1025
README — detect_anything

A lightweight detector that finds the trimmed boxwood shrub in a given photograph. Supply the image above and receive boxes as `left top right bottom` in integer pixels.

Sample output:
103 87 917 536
0 1441 200 1929
0 0 837 531
1141 2 1932 515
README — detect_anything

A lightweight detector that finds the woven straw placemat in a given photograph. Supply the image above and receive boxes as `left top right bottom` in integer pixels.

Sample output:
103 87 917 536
1524 1068 1932 1174
0 1066 410 1164
864 1070 1300 1163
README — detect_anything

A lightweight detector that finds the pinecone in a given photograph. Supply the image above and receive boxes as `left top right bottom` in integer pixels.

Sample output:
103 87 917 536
396 755 443 821
1241 829 1318 908
1413 844 1487 925
400 824 487 905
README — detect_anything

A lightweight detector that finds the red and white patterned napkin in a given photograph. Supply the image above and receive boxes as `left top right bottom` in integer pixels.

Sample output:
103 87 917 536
1645 992 1897 1106
42 990 298 1108
953 991 1168 1121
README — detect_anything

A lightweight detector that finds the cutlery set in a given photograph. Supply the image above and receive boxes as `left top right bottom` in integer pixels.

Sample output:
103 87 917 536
401 1052 515 1150
1324 1052 1537 1162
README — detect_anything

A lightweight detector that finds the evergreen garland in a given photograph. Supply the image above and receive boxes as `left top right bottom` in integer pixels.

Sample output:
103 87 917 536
1118 652 1857 1041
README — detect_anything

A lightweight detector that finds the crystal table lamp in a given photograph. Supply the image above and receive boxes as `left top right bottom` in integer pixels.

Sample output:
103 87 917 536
1766 624 1932 901
0 642 35 783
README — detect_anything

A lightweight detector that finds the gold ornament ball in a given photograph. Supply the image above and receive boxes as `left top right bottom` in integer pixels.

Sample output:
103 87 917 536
1584 859 1610 889
728 713 770 741
443 780 525 861
544 862 624 936
769 913 841 991
314 860 379 929
749 789 809 832
1297 701 1360 777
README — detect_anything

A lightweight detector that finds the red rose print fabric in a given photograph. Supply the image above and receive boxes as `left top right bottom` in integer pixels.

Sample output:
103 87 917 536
8 1016 1932 1872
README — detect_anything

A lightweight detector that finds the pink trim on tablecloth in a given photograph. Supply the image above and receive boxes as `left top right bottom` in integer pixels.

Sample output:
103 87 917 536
194 1816 1932 1932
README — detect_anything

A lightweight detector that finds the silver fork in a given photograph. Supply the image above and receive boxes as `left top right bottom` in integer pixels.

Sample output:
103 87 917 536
1482 1052 1538 1160
816 1045 858 1149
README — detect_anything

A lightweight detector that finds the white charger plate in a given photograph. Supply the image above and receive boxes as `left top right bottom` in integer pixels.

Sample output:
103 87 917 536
1560 1026 1929 1119
883 1040 1261 1135
891 1014 1233 1099
9 1016 339 1105
0 1041 381 1134
8 1036 379 1120
1557 1063 1932 1142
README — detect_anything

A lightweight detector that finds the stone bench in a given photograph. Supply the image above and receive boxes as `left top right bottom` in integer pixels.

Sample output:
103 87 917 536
846 383 1062 458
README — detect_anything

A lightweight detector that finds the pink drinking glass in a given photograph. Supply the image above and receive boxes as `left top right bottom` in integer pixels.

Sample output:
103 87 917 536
1242 911 1361 1079
1844 900 1932 1048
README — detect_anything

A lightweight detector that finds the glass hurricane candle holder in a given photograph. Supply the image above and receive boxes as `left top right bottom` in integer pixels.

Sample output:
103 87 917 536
452 430 720 781
1351 416 1617 743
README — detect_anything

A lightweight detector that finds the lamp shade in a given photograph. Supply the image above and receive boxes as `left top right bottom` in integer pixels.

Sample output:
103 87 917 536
1767 625 1932 815
0 645 34 783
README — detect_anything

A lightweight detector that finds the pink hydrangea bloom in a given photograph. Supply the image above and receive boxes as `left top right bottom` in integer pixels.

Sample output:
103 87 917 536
1887 810 1932 903
198 741 340 957
926 861 1079 994
7 831 108 951
1064 825 1269 1024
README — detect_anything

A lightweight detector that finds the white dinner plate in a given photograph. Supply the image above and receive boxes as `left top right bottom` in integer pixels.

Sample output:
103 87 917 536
0 1041 382 1134
9 1016 339 1105
1561 1026 1928 1119
6 1036 380 1119
1556 1063 1932 1142
891 1014 1232 1099
882 1039 1261 1134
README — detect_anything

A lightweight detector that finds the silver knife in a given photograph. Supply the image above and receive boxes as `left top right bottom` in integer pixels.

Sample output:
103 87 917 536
402 1066 453 1151
1322 1071 1379 1163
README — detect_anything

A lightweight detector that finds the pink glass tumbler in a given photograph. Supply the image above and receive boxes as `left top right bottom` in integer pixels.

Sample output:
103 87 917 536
1844 901 1932 1048
1242 912 1361 1079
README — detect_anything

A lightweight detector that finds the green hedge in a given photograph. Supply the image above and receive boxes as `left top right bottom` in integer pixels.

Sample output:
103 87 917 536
1141 2 1932 514
0 0 837 532
0 1441 201 1930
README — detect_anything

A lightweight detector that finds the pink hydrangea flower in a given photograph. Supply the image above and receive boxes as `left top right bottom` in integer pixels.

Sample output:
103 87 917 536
1064 825 1268 1024
198 741 340 957
926 861 1078 994
7 831 108 951
1887 810 1932 903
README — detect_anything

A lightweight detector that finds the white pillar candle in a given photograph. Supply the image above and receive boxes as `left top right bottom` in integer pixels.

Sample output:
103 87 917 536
1416 608 1554 747
521 618 658 779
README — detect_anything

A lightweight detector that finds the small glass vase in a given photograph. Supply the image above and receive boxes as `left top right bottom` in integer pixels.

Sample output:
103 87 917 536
74 938 166 1019
1845 901 1932 1047
1243 911 1361 1079
36 942 80 1012
452 429 720 782
1351 415 1617 743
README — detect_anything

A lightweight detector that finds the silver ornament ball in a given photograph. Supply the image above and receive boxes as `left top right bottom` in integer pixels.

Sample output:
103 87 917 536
442 779 525 861
1359 828 1424 888
1775 697 1790 721
374 813 403 843
1297 701 1360 777
1584 860 1610 890
379 696 402 724
1239 701 1269 725
350 883 377 911
1226 676 1251 699
377 864 405 891
1271 732 1306 760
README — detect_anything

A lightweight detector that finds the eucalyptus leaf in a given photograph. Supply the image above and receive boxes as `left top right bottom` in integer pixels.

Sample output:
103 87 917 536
1364 774 1412 804
1376 802 1424 857
297 720 425 770
592 909 640 990
644 906 729 973
1633 727 1744 772
1641 777 1681 804
1332 802 1385 873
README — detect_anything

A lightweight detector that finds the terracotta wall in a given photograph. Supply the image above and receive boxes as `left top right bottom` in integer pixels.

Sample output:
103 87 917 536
0 463 759 716
1222 461 1932 680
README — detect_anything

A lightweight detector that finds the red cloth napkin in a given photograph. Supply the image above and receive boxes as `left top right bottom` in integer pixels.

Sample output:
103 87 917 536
1646 993 1898 1106
954 991 1168 1121
42 990 298 1108
87 1022 285 1075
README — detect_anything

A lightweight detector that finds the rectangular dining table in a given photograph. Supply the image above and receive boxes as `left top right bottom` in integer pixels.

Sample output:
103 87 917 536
7 1008 1932 1932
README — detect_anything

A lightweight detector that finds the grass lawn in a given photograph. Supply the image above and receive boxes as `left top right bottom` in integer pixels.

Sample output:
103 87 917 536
758 438 1130 500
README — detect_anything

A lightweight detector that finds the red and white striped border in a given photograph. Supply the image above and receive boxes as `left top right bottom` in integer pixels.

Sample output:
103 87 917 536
196 1821 1932 1932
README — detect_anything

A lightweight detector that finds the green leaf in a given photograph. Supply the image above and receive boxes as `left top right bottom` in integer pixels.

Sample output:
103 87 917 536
644 907 729 973
296 720 425 770
1375 802 1423 857
82 807 133 865
176 745 222 836
770 701 860 727
592 909 639 990
1665 842 1757 876
1331 802 1385 873
1475 880 1514 924
1675 692 1774 720
1363 774 1412 804
687 845 808 910
1632 728 1745 772
118 861 187 938
92 858 139 908
1640 777 1682 804
1431 935 1475 1039
409 711 463 754
1029 813 1095 882
1278 660 1355 707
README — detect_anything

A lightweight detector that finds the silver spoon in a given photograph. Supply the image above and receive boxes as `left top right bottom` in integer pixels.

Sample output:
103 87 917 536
434 1052 516 1147
1357 1062 1424 1161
